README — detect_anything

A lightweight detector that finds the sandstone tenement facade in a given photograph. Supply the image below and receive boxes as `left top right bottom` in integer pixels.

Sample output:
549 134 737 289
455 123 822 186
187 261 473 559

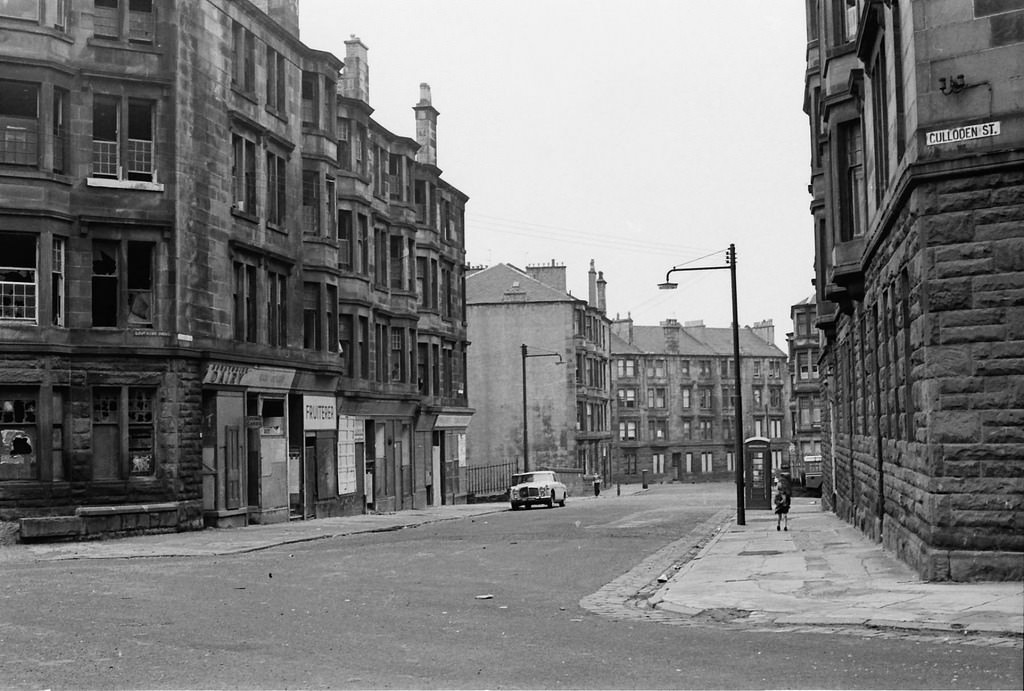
804 0 1024 580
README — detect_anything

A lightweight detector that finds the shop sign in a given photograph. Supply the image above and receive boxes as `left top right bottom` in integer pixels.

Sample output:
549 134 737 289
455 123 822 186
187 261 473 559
303 396 336 430
926 121 1000 146
202 363 296 390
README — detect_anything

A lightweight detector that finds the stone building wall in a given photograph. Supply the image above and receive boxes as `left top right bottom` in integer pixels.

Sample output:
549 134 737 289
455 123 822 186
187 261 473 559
824 168 1024 581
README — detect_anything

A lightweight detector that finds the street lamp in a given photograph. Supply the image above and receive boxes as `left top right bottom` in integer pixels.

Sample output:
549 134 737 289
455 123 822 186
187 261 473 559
658 243 746 526
521 344 564 474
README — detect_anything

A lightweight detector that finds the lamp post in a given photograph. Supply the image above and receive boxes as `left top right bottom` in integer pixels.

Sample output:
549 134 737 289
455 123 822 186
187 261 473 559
521 344 564 474
658 243 745 526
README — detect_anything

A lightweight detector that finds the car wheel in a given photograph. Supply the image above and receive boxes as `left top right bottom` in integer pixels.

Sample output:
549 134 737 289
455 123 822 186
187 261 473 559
558 493 566 507
510 502 520 510
547 494 555 508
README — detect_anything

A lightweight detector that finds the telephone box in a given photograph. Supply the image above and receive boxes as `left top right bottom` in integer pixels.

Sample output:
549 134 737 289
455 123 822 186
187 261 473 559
744 436 773 510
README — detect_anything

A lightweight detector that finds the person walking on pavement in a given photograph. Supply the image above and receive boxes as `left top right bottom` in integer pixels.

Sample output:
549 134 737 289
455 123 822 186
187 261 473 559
773 480 791 531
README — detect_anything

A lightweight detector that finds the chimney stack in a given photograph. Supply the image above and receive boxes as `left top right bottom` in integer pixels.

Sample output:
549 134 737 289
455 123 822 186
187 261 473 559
414 83 439 166
341 36 369 103
596 271 607 313
588 260 598 306
253 0 299 37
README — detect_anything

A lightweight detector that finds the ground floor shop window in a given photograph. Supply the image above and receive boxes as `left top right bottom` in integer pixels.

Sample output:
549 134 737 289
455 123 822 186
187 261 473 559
91 386 155 479
0 389 37 480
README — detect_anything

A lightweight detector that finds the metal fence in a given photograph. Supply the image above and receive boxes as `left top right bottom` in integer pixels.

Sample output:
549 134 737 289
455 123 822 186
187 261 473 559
464 461 515 498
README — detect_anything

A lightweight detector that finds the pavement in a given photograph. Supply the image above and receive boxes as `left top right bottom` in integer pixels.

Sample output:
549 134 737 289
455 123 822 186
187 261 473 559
3 493 1022 644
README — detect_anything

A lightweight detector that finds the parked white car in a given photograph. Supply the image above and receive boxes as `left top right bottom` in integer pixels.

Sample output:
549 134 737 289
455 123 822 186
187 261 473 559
509 471 567 510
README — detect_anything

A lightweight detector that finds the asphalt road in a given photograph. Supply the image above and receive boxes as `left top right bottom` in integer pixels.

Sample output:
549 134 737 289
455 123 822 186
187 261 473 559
1 483 1020 689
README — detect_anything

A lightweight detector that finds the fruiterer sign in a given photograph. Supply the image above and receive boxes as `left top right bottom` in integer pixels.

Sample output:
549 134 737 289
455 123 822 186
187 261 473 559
303 395 336 430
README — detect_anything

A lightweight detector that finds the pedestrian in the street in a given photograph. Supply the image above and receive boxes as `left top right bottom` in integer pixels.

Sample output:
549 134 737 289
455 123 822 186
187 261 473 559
773 480 790 531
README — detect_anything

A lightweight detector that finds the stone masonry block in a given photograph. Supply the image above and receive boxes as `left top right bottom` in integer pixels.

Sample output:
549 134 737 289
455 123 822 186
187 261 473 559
948 551 1024 581
925 277 972 311
922 212 975 246
992 238 1024 272
939 324 1007 344
935 257 995 279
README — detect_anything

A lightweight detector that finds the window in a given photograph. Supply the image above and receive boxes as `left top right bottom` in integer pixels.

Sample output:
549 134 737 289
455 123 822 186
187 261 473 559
681 419 692 440
390 328 405 382
326 285 338 354
833 0 861 44
752 359 762 378
389 234 406 290
267 269 287 347
266 46 286 114
770 387 782 408
698 387 712 409
647 387 665 408
92 240 154 327
233 261 257 342
0 79 38 167
232 21 255 94
618 388 637 408
326 178 337 238
303 282 322 350
338 312 354 376
770 418 782 439
645 359 665 378
0 388 37 481
699 419 712 440
91 96 155 182
652 453 665 475
232 133 257 215
52 87 67 173
679 360 689 377
338 210 353 269
769 360 781 379
358 316 369 379
754 418 764 438
51 237 64 326
623 452 637 475
94 0 154 43
796 309 811 337
0 0 38 20
752 387 763 406
869 29 890 205
698 360 711 377
92 387 156 480
723 416 734 440
0 232 36 322
337 119 351 171
266 151 286 227
648 419 667 441
373 227 388 288
357 215 369 276
617 358 636 377
721 386 734 410
680 387 691 409
302 170 320 234
837 120 865 241
618 421 637 441
301 71 319 129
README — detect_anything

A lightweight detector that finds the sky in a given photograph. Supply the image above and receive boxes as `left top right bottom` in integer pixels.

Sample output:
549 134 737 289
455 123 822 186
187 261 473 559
299 1 814 351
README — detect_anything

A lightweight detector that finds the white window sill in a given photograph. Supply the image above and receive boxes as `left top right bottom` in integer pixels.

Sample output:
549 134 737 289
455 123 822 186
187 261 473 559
87 177 164 192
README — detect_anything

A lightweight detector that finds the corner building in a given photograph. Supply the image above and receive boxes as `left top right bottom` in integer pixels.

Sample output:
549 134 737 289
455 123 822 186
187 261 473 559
0 0 470 541
804 0 1024 579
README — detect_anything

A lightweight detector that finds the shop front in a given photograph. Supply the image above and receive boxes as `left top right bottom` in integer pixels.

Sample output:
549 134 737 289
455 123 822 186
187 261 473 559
338 398 418 514
200 362 295 526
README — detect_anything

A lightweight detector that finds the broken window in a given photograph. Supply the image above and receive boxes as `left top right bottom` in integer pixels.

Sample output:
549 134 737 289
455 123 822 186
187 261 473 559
0 389 37 481
92 240 154 327
0 232 37 322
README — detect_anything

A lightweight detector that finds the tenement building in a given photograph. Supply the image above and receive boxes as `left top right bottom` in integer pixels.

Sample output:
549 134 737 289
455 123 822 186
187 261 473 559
787 297 823 489
803 0 1023 579
0 0 470 542
609 317 791 485
465 261 613 496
